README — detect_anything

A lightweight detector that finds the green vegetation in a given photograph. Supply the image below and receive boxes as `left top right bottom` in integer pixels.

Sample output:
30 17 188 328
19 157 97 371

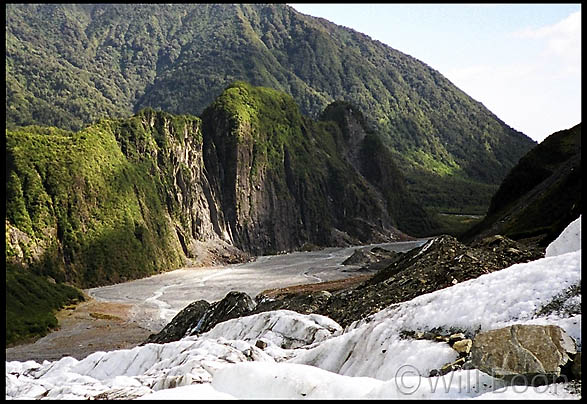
462 124 582 245
6 119 187 287
6 261 85 346
5 109 208 344
205 81 306 173
6 3 536 215
432 213 484 238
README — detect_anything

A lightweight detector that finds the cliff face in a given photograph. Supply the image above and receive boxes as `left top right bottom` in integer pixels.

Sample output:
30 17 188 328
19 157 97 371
6 109 240 289
7 82 426 289
202 82 419 254
112 109 244 265
319 101 435 237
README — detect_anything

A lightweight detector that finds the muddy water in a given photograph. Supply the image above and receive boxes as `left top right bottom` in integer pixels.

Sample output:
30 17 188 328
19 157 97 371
5 240 425 362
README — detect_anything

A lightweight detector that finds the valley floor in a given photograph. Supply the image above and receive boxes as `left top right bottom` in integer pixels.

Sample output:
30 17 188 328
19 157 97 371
5 298 151 363
5 240 425 363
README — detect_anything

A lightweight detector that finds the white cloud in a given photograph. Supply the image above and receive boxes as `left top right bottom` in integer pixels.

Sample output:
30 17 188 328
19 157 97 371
444 11 581 143
513 11 581 75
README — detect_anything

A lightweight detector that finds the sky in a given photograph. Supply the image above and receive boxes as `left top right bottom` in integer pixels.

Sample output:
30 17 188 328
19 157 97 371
288 4 581 143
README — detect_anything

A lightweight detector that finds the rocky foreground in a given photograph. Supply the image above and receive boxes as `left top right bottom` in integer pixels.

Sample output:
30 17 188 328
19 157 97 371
6 216 581 399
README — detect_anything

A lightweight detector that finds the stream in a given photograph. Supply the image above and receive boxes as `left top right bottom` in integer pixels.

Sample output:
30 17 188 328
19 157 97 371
6 240 426 362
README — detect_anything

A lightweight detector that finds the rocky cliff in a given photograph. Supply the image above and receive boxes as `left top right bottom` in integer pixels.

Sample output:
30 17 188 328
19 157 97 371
6 82 428 289
201 82 429 254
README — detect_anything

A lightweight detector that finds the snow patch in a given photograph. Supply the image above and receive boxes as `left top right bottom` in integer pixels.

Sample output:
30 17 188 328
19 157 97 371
546 215 581 257
5 217 582 399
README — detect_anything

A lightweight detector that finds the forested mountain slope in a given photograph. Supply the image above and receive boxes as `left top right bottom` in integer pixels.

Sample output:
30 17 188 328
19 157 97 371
461 123 581 246
5 3 536 214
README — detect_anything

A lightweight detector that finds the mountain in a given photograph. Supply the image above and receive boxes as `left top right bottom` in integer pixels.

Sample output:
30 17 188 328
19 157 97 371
461 123 581 246
201 82 433 254
6 82 429 285
6 82 434 343
5 3 536 215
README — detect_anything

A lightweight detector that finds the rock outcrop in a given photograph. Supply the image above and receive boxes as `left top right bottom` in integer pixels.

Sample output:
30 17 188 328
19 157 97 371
317 234 543 327
470 324 577 385
201 82 422 254
144 300 210 345
146 291 256 343
185 291 257 337
341 246 400 270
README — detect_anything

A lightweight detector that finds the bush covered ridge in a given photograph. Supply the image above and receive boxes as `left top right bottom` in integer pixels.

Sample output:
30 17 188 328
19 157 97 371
6 83 433 344
5 111 206 344
6 3 536 214
462 123 582 246
5 114 190 287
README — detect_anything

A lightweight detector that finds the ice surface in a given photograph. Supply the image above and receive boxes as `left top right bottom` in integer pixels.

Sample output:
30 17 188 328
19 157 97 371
200 309 342 349
5 216 581 399
546 216 581 257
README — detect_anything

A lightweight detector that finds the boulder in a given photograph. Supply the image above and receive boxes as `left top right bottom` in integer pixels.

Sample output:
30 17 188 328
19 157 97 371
452 339 472 356
185 291 257 336
342 247 400 270
342 249 378 266
448 333 466 343
144 300 210 344
470 324 577 385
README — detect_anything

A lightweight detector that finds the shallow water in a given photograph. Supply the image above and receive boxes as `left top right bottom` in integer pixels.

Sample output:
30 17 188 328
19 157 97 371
88 240 427 332
6 240 426 362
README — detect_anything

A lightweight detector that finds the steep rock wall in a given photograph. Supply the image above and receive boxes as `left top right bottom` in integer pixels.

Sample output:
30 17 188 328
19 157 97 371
201 82 412 254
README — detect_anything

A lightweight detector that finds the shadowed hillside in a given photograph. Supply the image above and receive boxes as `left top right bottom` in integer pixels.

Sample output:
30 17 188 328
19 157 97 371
461 123 581 246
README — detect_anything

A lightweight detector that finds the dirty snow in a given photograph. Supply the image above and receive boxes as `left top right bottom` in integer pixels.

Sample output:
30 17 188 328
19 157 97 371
5 216 581 400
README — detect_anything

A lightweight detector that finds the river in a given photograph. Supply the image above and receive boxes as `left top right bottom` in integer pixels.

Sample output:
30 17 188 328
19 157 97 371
6 240 426 362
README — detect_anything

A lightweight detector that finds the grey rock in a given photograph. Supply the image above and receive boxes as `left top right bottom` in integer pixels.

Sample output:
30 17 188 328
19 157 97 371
571 352 581 380
342 249 378 266
186 291 257 336
144 291 257 344
144 300 210 344
470 324 577 385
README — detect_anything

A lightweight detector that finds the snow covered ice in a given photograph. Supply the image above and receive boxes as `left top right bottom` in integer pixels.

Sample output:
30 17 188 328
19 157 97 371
5 216 581 399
